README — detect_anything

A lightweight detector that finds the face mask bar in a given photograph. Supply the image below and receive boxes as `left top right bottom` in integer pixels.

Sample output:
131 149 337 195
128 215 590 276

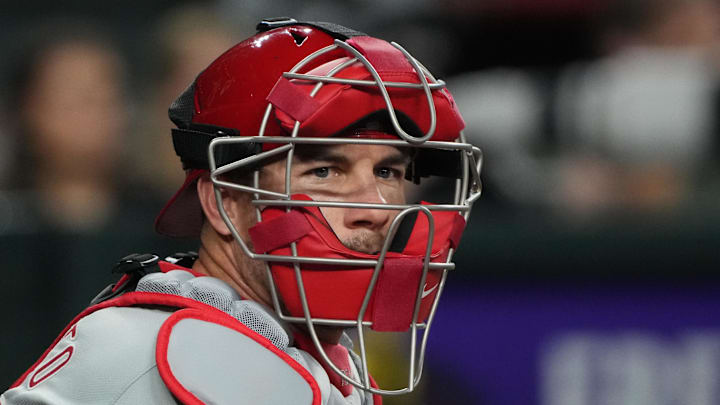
354 205 435 393
207 36 483 395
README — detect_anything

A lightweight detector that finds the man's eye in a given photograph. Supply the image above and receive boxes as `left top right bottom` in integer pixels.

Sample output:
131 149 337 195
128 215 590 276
312 167 330 178
376 167 400 179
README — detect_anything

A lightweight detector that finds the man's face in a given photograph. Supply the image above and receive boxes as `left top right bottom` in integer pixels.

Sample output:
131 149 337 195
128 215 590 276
260 144 410 253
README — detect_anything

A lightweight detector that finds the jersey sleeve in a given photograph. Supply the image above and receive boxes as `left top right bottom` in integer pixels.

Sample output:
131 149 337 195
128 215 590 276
1 306 177 405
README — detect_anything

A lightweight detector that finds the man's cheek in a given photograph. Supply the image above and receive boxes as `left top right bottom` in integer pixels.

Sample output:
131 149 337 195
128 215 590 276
319 206 344 229
379 185 406 204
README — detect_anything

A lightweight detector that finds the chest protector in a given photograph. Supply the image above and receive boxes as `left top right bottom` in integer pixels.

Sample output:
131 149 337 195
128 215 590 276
9 259 378 405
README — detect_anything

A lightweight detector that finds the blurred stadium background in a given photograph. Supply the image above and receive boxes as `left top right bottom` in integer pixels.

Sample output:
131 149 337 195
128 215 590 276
1 1 719 404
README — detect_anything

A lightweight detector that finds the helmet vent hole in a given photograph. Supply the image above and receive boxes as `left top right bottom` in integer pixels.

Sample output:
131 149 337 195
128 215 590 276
290 31 308 46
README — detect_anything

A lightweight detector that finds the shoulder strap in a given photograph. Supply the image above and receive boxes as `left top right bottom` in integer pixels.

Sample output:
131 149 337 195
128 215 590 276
90 253 161 305
90 252 204 306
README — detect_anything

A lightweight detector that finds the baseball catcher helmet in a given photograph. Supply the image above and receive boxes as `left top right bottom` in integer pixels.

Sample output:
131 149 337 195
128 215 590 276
155 17 482 396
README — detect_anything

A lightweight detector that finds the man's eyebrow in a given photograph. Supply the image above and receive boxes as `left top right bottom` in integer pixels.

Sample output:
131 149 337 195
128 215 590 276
377 152 412 167
294 148 350 165
293 146 411 166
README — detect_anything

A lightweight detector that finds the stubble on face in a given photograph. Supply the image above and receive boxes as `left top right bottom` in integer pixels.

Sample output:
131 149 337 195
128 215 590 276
337 227 387 254
224 189 272 299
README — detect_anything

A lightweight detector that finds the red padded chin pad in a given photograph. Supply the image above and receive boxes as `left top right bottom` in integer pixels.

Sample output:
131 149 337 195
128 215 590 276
253 195 464 331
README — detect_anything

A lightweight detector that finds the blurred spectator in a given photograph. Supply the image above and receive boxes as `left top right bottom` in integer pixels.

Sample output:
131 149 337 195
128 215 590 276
1 20 129 233
552 0 720 219
448 69 546 209
130 5 242 196
0 17 199 390
451 0 720 221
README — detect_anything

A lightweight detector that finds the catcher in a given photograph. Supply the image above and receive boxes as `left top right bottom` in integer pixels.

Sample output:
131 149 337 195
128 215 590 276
2 17 482 405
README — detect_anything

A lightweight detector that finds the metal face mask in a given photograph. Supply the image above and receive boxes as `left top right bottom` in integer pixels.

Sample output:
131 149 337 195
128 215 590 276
158 18 482 396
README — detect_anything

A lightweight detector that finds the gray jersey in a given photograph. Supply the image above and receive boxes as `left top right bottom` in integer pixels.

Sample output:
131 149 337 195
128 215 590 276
2 269 374 405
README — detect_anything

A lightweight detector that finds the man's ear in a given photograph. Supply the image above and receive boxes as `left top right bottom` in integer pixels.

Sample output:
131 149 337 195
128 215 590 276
196 174 234 237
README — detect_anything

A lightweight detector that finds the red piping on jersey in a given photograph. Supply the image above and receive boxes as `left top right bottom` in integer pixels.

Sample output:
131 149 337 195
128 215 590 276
28 346 74 388
156 308 321 405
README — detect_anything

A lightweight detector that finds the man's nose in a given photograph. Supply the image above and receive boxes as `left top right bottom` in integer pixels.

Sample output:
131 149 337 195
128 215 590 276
342 173 390 231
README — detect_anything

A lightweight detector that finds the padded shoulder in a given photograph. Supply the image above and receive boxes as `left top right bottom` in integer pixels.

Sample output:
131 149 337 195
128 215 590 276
2 306 176 404
157 308 320 405
3 270 365 405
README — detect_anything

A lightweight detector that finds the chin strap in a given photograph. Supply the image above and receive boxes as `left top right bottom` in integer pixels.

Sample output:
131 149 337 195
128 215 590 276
248 209 313 254
371 257 425 332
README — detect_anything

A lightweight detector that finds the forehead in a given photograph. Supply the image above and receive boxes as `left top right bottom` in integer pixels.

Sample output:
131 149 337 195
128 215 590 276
293 143 409 162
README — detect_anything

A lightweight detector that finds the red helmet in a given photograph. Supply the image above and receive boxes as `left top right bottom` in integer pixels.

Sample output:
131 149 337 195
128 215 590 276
155 17 482 396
